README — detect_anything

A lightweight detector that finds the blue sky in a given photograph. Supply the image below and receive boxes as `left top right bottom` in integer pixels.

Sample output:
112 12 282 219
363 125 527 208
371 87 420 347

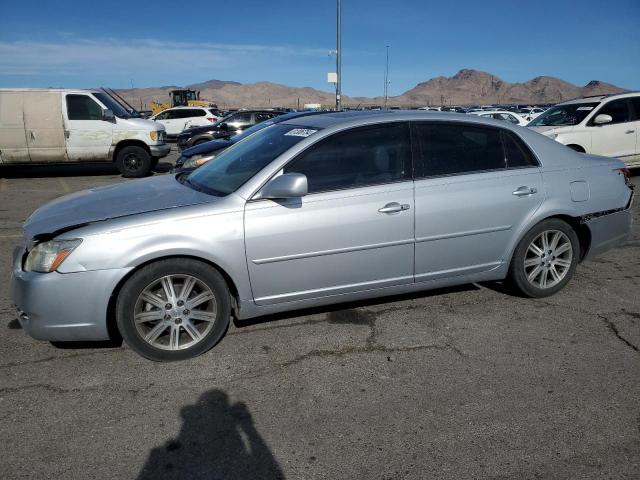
1 0 638 96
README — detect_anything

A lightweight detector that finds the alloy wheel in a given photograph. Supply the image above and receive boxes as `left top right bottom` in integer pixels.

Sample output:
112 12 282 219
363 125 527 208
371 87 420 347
523 230 573 289
133 274 217 350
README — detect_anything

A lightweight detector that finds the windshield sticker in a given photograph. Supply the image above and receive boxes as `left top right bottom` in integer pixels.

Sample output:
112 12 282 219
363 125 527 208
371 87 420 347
576 106 594 111
285 128 318 137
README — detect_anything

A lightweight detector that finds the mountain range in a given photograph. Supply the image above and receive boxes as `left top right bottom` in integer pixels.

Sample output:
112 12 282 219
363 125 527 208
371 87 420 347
115 69 628 110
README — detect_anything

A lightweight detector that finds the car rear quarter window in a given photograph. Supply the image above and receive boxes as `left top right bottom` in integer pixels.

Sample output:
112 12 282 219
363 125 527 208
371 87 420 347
502 131 539 168
413 123 505 178
66 94 103 120
285 123 411 193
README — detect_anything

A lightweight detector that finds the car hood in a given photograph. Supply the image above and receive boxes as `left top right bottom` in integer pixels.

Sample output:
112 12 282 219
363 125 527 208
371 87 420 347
180 125 219 136
118 117 165 131
182 138 234 157
528 125 573 134
24 174 216 239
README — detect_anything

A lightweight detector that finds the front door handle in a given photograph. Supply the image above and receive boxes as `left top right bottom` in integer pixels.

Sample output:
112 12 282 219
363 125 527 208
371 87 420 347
625 130 635 134
29 130 36 141
378 202 410 214
512 186 537 197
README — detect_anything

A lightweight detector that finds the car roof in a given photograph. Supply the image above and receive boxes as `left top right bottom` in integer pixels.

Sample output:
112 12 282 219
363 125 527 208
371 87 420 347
557 91 639 105
280 110 519 130
0 88 100 94
468 110 519 115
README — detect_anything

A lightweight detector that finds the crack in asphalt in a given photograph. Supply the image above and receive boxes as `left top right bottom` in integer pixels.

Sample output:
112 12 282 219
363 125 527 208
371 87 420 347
277 342 467 370
0 349 118 370
598 314 639 353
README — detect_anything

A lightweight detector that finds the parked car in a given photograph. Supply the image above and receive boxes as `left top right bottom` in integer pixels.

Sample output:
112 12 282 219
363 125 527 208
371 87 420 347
528 93 640 167
151 106 220 138
11 112 633 361
468 110 529 126
517 107 546 122
172 111 332 173
176 110 284 150
0 88 170 177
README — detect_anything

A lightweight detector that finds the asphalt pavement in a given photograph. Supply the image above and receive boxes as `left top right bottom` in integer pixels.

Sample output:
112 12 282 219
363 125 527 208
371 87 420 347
0 152 638 479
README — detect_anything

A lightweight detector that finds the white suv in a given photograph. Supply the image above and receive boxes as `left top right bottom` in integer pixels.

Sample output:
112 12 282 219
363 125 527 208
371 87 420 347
152 107 219 137
528 93 640 167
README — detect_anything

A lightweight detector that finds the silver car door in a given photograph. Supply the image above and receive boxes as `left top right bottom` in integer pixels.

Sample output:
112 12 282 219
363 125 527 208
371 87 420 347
412 122 543 281
244 122 415 306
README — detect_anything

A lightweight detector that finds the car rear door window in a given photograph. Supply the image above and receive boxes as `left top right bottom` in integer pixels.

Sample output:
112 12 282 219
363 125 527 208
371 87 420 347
413 123 506 178
66 94 103 120
284 123 411 193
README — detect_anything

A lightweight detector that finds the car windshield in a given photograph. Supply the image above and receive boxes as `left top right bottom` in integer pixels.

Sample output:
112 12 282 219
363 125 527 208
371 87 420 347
528 102 600 127
93 92 132 119
186 124 319 196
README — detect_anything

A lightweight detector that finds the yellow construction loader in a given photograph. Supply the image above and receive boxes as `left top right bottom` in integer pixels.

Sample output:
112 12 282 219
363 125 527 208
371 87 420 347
150 89 214 115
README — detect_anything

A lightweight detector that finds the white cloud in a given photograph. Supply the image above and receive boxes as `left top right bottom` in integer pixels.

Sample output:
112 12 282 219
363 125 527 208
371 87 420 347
0 38 329 80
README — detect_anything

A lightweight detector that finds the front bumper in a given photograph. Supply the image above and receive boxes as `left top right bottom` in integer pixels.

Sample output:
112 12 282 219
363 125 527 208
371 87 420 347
10 244 132 342
149 143 171 158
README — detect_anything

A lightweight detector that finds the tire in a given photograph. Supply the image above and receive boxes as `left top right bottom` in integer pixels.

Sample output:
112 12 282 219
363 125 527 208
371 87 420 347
507 219 579 298
116 259 231 361
115 145 152 178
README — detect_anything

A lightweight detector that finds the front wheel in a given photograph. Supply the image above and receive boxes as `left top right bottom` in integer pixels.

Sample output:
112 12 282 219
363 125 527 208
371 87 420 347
115 145 152 178
508 219 579 298
116 259 231 361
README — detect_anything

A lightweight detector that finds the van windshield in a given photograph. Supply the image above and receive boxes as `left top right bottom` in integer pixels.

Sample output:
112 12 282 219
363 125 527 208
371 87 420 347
186 124 318 196
93 92 132 119
528 102 600 127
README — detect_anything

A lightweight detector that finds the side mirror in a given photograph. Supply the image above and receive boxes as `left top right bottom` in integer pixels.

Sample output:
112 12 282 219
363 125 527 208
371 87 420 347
102 109 115 123
219 123 229 130
593 114 613 125
259 173 308 199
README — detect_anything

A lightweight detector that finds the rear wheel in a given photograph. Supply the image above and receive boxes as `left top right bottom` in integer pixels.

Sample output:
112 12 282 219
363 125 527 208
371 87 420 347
508 219 579 298
116 259 231 361
116 145 152 178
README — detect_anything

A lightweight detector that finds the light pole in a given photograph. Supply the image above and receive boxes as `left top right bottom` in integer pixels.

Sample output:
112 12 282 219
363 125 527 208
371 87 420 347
384 45 390 109
336 0 342 111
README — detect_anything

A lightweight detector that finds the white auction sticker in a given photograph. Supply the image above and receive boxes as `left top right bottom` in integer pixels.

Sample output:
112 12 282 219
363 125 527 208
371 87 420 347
285 128 318 137
576 106 594 111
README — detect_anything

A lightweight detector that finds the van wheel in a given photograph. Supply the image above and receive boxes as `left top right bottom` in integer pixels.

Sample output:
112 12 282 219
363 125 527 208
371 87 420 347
507 219 579 298
116 259 231 361
116 146 152 178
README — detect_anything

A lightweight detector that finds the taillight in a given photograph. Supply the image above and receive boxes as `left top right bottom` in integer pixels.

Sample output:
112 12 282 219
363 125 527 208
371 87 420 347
617 167 633 189
207 117 217 122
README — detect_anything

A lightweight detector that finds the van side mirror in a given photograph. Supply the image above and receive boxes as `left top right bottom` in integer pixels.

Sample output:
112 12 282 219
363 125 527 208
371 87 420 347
593 114 612 125
102 109 115 123
258 173 308 199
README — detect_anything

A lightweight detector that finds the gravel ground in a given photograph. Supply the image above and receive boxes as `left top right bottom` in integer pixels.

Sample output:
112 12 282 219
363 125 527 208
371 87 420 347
0 154 638 479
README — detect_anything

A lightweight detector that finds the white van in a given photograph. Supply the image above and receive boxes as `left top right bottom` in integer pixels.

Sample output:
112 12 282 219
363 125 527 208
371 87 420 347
0 88 170 177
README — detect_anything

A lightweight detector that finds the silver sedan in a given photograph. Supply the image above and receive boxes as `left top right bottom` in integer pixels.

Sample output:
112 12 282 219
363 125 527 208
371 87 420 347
11 112 634 361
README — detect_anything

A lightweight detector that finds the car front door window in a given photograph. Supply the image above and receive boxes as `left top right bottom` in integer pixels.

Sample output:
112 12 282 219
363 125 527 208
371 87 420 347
284 123 411 193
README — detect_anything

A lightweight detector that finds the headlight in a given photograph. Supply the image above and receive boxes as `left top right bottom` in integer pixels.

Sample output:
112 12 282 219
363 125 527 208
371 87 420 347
547 133 559 140
24 239 82 273
182 153 216 169
150 130 162 142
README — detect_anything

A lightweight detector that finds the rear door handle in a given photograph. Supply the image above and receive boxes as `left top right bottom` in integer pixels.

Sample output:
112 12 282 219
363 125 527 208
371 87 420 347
625 130 635 134
512 186 537 197
378 202 410 214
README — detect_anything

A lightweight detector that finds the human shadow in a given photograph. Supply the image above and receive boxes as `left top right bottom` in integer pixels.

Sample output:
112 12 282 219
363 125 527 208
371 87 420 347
137 390 285 480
